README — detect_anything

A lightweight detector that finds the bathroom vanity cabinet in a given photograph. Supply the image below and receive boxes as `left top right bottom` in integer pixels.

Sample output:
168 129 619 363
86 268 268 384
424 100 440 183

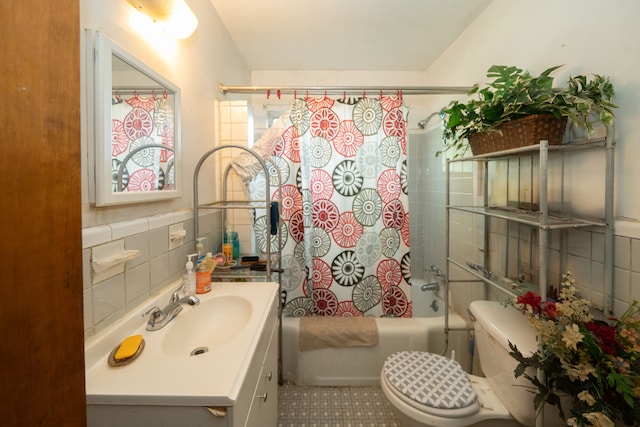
85 282 279 427
234 309 279 426
445 128 615 312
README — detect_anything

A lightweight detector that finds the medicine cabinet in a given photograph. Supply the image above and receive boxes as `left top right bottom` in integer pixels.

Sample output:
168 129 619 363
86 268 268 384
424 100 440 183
90 31 181 206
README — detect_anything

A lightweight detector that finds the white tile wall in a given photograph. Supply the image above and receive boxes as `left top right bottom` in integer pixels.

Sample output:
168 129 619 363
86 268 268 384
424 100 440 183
409 132 640 320
83 101 255 338
82 209 223 338
407 131 449 280
218 100 261 255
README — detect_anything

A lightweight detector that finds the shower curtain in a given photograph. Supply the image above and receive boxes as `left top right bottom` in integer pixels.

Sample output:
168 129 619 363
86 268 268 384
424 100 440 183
111 90 175 192
244 95 411 318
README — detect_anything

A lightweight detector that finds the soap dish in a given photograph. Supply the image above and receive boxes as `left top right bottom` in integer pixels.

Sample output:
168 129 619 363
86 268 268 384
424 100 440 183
107 338 145 367
216 260 237 270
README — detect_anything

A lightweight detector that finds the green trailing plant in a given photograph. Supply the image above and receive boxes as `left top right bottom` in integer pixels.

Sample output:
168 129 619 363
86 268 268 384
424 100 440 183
438 65 617 157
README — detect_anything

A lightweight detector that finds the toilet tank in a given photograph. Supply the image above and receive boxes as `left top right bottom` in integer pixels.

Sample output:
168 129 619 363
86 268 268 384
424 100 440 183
468 300 539 426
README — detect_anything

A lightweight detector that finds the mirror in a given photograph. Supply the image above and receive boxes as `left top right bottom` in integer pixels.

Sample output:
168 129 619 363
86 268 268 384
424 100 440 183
92 31 181 206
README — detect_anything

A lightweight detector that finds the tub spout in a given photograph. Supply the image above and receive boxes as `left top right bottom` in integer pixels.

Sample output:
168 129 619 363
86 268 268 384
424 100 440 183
421 282 439 292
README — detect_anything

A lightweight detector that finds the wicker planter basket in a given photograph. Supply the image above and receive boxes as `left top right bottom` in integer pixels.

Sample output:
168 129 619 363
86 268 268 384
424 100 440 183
468 114 568 155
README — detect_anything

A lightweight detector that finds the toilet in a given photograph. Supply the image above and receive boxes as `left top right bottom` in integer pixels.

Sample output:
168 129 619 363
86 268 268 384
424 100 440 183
381 300 565 427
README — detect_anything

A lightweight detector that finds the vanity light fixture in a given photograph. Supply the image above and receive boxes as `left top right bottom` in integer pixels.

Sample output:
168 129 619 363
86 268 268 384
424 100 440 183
126 0 198 39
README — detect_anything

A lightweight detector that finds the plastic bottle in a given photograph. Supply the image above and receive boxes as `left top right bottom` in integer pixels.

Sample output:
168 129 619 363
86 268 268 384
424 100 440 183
231 231 240 259
222 229 233 264
183 254 197 296
196 252 215 294
195 237 206 264
223 229 239 261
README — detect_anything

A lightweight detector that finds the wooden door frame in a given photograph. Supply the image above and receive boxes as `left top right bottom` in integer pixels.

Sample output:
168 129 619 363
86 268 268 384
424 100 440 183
0 1 86 425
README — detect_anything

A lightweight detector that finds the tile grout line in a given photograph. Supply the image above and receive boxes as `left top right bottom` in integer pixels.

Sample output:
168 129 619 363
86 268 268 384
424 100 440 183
278 384 401 427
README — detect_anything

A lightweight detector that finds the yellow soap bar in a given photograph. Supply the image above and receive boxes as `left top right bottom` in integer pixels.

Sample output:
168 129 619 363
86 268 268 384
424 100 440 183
114 335 143 361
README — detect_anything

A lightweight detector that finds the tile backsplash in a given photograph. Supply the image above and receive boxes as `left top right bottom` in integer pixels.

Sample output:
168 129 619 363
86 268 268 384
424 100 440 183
83 100 253 339
82 209 223 338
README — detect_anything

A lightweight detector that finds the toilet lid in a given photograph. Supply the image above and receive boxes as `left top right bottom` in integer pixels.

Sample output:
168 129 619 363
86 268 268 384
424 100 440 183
383 351 480 417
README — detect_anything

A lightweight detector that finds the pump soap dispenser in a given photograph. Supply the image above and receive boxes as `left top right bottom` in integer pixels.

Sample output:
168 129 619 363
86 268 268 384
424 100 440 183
184 254 197 296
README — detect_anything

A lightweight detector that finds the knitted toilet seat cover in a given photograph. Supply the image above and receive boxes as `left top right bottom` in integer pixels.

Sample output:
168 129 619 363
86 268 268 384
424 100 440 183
383 351 479 413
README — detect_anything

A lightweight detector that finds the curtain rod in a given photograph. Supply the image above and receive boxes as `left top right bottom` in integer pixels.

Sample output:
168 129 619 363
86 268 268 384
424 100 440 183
112 86 169 92
218 83 472 96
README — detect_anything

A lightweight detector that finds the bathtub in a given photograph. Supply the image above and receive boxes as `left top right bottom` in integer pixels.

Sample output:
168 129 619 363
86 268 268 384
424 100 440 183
281 295 471 386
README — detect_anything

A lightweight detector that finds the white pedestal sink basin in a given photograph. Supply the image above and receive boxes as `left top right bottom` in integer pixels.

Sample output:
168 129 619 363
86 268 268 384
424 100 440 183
162 295 253 357
84 281 279 407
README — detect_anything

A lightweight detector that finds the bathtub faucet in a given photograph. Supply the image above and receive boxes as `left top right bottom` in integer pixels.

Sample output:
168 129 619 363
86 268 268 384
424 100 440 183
421 281 440 292
421 265 444 291
429 265 444 278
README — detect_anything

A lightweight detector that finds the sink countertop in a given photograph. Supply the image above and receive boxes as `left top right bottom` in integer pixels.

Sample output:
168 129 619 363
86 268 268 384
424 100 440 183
84 281 279 407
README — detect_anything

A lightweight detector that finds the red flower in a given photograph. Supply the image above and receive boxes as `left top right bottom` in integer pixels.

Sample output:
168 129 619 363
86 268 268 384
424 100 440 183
518 291 542 313
585 321 618 356
544 301 558 320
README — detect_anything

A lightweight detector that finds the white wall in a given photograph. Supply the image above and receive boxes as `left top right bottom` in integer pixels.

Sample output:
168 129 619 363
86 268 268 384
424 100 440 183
81 0 250 228
420 0 640 315
422 0 640 225
80 0 250 336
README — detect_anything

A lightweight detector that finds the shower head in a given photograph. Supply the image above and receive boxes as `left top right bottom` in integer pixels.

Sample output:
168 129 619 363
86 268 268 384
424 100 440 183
417 109 445 129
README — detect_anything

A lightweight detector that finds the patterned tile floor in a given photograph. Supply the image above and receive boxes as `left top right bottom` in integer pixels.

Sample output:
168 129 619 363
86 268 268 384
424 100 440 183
278 384 401 427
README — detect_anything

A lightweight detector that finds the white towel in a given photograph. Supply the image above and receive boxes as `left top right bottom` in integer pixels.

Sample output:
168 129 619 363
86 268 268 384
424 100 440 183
298 316 378 351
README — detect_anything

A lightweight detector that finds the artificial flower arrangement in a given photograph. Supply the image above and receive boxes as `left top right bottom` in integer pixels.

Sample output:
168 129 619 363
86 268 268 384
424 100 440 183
507 273 640 427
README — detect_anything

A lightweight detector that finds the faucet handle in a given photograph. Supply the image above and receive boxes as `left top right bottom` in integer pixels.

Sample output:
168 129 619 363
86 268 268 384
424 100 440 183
429 265 444 277
171 285 186 303
143 306 162 321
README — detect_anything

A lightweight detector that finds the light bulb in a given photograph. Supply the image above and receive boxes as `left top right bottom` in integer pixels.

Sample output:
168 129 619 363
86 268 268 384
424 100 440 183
161 0 198 40
127 0 198 40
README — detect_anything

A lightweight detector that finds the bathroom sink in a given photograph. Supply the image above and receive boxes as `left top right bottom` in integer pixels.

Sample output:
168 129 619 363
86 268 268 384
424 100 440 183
85 281 278 407
161 295 253 357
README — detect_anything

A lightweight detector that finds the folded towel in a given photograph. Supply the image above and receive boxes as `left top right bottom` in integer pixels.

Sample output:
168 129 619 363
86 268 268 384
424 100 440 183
299 316 378 351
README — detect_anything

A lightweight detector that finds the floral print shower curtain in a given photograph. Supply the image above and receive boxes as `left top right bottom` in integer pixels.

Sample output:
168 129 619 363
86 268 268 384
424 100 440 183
111 91 175 192
253 95 411 318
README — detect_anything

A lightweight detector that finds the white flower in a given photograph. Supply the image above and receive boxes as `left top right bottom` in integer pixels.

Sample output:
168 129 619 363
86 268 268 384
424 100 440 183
578 390 596 406
561 360 597 382
562 323 584 350
584 412 614 427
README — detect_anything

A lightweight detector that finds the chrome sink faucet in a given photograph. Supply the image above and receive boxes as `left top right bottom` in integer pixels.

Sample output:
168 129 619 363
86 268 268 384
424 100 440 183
143 286 200 331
